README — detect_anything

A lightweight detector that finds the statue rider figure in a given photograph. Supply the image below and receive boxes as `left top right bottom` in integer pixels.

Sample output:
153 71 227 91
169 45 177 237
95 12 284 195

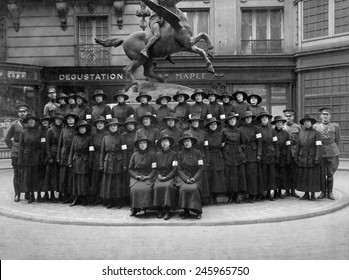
140 0 165 58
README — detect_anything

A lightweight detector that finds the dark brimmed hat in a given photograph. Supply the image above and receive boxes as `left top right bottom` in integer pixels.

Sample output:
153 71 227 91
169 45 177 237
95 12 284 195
138 112 156 123
206 89 220 98
75 92 88 103
64 112 79 123
67 93 76 100
319 107 332 113
24 113 40 123
218 91 233 101
53 113 64 119
134 135 152 148
173 90 189 102
112 89 129 101
124 116 139 126
16 103 29 111
156 93 172 105
283 109 295 115
205 117 221 128
256 110 273 121
299 114 317 125
163 112 179 122
41 115 52 122
106 118 120 126
271 115 287 125
225 112 240 122
136 92 152 102
92 89 107 100
75 120 91 131
56 93 68 101
240 111 255 120
191 88 207 100
246 94 262 105
93 116 108 125
157 134 174 148
232 91 248 101
188 113 203 122
178 132 198 146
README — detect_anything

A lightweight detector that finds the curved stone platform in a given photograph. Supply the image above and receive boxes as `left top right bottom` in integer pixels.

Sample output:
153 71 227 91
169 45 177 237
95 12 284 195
0 169 348 226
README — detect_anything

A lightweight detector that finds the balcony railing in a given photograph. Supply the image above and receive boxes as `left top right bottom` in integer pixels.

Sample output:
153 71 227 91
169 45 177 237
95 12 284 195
241 39 284 54
76 44 110 66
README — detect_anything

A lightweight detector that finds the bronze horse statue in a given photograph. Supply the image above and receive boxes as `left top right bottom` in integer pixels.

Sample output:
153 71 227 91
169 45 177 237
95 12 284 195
95 0 215 86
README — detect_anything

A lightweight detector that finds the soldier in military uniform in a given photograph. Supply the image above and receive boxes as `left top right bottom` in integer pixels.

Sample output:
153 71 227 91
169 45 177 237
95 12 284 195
43 85 60 117
5 104 29 202
283 109 302 198
313 107 341 200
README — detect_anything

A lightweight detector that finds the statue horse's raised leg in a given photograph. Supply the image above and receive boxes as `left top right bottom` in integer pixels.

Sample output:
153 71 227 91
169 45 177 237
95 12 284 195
189 32 214 58
123 56 147 86
188 45 215 74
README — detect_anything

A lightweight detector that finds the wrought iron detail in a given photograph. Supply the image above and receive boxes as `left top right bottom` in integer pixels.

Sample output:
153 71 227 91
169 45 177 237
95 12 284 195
77 44 109 66
241 39 283 54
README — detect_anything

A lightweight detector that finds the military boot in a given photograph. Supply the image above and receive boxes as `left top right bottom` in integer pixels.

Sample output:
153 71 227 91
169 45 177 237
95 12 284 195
327 177 335 200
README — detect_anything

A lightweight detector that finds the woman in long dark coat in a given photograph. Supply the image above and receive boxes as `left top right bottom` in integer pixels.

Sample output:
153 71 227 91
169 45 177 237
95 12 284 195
177 132 203 219
91 89 112 121
68 120 92 206
134 112 160 153
222 112 247 203
296 115 323 200
128 135 156 216
18 114 45 203
57 113 79 203
73 92 91 121
246 94 264 121
45 113 64 202
121 117 139 205
186 113 210 204
256 111 279 201
90 116 109 204
238 111 263 203
173 91 191 131
153 134 178 220
272 115 292 199
100 118 126 208
205 117 226 203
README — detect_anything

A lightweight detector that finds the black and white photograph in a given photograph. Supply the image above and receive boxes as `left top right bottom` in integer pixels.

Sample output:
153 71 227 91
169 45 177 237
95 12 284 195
0 0 348 277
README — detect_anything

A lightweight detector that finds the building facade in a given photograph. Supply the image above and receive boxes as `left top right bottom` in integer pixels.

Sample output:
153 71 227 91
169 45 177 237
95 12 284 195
0 0 348 156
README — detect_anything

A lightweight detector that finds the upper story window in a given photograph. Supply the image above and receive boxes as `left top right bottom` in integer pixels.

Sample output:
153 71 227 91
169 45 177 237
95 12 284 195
334 0 349 34
303 0 329 39
241 9 284 55
77 17 109 66
302 0 349 40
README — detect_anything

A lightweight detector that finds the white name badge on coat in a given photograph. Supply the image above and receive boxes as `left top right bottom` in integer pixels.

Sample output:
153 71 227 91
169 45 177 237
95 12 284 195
86 114 92 120
152 162 157 168
121 145 127 150
286 140 291 146
207 114 212 119
106 114 112 119
198 160 204 165
89 146 95 151
273 136 278 142
204 140 208 146
172 161 178 166
316 141 322 146
40 138 46 143
220 114 226 120
256 133 262 139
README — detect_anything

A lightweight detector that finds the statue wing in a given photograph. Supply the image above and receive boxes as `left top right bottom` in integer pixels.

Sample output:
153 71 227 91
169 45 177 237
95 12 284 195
142 0 182 29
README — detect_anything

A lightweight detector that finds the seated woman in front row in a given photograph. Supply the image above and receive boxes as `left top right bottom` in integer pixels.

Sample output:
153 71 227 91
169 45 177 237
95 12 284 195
129 135 156 216
177 132 204 219
153 134 178 220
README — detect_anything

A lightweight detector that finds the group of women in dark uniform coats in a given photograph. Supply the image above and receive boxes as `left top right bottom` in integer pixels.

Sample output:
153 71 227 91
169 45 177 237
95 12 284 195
14 87 326 220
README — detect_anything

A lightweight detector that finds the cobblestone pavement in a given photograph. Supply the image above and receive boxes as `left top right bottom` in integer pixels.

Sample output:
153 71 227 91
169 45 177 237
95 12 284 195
1 168 348 226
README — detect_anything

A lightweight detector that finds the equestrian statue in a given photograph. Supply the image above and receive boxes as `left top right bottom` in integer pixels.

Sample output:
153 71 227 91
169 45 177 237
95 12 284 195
95 0 215 87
